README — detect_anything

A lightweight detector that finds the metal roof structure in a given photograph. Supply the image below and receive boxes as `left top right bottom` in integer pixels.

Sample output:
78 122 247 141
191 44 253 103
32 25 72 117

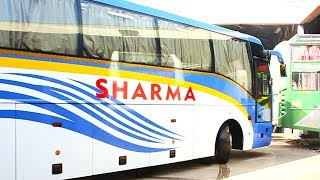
127 0 320 49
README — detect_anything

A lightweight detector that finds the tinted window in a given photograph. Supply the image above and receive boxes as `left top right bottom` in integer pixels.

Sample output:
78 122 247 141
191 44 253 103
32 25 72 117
292 72 316 90
213 39 252 93
157 19 212 71
0 0 79 55
82 1 158 65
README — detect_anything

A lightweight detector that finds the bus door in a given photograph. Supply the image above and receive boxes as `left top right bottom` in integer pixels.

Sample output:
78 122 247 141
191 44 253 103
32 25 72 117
255 60 272 122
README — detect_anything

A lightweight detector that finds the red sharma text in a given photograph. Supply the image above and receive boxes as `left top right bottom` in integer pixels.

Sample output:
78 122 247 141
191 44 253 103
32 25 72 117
95 78 196 101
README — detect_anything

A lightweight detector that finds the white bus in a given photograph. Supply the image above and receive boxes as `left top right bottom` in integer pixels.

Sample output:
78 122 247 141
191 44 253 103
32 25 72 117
0 0 285 179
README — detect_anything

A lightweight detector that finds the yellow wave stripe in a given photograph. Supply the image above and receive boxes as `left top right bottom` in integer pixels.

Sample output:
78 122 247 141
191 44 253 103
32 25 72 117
0 57 249 116
0 49 254 99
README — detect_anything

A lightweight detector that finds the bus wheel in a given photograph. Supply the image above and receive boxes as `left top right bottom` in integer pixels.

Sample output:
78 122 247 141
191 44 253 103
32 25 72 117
215 124 231 164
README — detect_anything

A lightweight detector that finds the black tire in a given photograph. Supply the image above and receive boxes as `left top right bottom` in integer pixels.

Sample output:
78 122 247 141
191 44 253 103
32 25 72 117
215 124 231 164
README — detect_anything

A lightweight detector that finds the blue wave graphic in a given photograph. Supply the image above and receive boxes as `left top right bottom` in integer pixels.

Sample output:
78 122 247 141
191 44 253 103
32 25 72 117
11 73 182 140
0 110 167 152
73 79 183 138
0 73 183 152
0 90 169 152
0 79 158 143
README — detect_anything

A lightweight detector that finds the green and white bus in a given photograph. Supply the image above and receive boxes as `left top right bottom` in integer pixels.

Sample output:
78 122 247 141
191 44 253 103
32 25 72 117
275 34 320 132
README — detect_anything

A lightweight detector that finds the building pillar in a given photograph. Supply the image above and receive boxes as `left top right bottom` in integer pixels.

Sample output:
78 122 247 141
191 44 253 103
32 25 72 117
297 25 304 34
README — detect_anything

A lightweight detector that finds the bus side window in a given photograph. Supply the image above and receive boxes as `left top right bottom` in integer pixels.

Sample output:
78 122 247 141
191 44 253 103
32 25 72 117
82 1 158 65
0 0 79 56
157 19 212 71
213 39 252 94
292 72 316 90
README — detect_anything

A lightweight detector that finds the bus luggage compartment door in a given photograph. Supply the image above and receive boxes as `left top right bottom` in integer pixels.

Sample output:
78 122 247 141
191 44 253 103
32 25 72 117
15 103 93 180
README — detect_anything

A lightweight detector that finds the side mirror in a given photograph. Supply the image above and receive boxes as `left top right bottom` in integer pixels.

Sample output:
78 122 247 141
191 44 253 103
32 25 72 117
280 64 287 77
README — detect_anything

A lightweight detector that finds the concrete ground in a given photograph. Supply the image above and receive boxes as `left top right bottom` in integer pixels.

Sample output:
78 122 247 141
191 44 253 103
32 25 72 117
83 133 320 180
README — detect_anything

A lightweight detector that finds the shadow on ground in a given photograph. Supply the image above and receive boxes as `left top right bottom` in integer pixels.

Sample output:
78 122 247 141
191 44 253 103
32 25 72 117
286 138 320 154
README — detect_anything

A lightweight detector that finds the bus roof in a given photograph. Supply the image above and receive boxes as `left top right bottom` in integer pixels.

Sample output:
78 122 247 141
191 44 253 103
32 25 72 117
94 0 263 46
289 34 320 45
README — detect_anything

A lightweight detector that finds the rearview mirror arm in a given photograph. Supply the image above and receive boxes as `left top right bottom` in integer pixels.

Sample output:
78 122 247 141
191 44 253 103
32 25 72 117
269 50 284 64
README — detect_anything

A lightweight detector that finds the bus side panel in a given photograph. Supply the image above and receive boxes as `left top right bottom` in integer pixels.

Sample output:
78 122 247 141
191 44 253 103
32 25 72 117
192 106 223 159
288 90 320 131
92 105 150 175
252 122 273 148
16 104 93 180
0 103 15 180
149 105 193 166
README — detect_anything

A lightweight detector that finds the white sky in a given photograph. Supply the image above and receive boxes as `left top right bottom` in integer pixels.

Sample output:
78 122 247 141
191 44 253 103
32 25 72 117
126 0 320 24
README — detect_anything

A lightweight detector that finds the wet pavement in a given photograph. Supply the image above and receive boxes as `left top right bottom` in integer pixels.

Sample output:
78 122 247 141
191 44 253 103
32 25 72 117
83 134 320 180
